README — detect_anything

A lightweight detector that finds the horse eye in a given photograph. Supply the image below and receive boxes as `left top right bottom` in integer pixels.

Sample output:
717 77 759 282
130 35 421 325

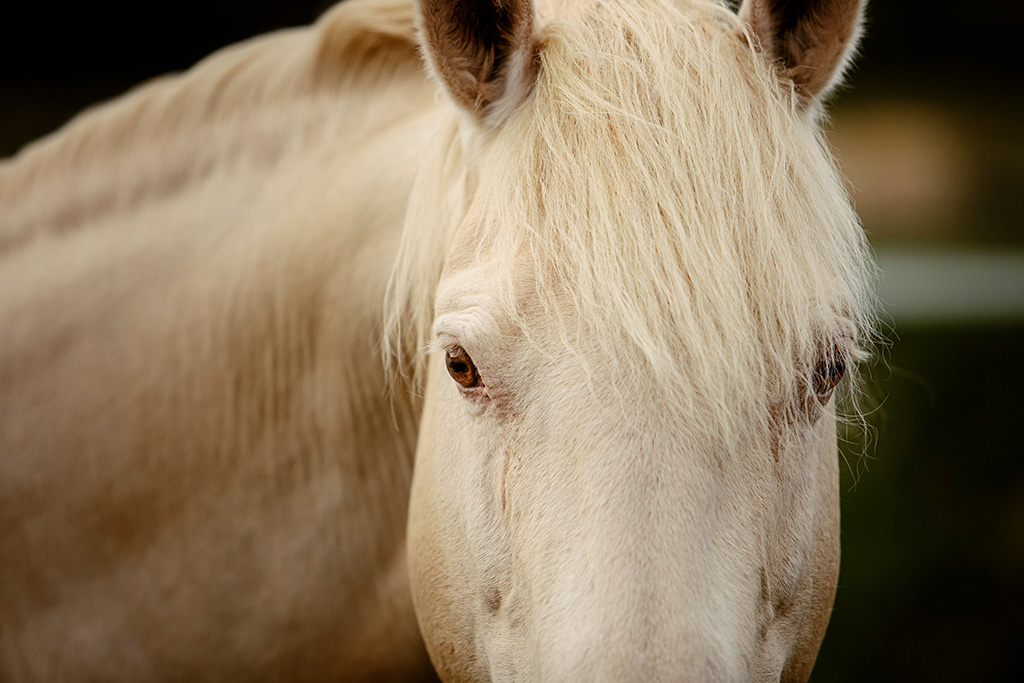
812 355 846 403
445 347 480 388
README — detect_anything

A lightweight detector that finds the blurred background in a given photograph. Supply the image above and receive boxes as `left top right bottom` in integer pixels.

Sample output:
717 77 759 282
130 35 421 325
2 1 1022 680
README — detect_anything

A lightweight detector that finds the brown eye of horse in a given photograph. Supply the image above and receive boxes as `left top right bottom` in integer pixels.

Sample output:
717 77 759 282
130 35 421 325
812 356 846 403
446 347 480 388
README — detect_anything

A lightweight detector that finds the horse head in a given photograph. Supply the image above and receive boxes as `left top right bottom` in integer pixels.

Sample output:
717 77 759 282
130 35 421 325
388 0 874 680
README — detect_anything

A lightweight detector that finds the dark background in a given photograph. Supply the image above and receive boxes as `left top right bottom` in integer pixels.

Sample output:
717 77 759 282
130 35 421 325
3 2 1022 680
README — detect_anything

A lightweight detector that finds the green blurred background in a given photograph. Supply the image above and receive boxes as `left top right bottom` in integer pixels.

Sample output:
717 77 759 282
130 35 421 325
3 2 1022 679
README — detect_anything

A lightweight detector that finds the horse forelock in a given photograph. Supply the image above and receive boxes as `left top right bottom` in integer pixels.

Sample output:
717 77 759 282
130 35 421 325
386 0 876 445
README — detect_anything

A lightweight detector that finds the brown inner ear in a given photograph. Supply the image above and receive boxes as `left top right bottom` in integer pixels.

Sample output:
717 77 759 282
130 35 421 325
743 0 863 106
419 0 537 116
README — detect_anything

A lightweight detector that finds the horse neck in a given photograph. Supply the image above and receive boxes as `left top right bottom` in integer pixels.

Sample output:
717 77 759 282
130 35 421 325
0 0 427 251
0 0 434 499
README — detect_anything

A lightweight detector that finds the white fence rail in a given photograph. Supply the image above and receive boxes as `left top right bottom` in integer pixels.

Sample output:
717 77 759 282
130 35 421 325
876 247 1024 325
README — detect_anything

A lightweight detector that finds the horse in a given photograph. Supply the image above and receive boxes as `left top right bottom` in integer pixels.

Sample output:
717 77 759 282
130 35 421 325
0 0 876 680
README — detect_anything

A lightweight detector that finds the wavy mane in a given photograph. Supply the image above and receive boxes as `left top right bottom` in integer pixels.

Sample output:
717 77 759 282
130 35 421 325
385 0 876 443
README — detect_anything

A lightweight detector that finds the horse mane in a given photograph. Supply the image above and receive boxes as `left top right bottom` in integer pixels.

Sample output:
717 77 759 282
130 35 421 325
385 0 877 444
0 0 422 252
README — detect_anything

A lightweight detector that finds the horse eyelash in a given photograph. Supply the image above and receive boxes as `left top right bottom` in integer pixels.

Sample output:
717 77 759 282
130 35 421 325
424 338 463 356
423 339 447 355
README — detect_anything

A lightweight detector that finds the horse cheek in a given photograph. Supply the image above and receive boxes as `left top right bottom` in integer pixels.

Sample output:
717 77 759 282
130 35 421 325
407 365 488 682
780 416 842 682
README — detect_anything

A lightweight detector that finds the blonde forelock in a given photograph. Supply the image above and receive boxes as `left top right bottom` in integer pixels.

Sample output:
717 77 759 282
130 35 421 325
385 0 877 444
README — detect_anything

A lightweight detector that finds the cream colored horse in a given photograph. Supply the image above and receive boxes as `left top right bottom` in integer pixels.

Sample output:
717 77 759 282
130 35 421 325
0 0 874 681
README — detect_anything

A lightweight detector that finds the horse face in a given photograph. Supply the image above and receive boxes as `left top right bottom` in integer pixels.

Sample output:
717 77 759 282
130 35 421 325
407 258 841 682
403 0 869 680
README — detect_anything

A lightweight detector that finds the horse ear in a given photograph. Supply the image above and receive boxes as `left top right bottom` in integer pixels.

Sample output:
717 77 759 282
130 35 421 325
738 0 866 108
416 0 538 126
